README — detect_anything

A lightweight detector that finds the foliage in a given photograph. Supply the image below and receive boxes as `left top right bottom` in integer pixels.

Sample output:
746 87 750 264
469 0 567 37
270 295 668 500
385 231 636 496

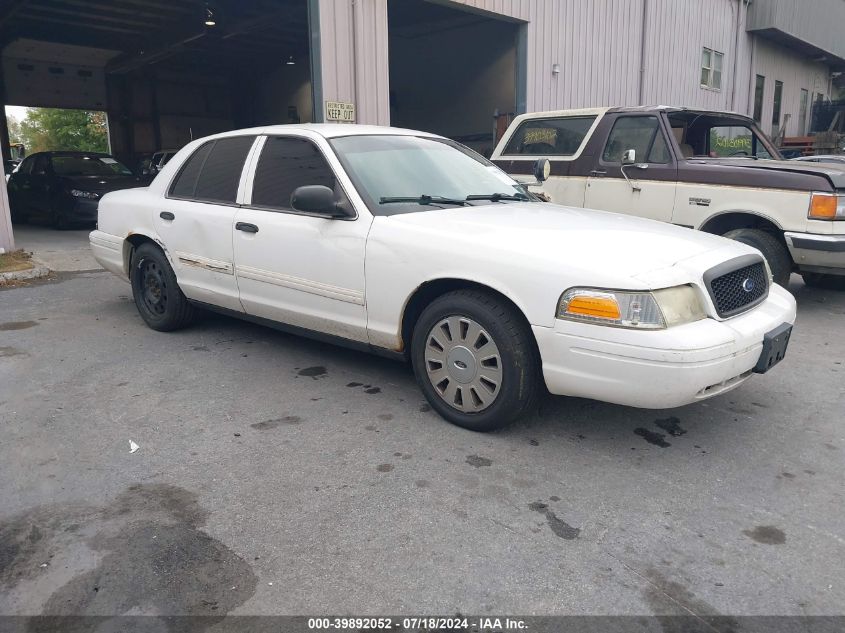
12 108 108 153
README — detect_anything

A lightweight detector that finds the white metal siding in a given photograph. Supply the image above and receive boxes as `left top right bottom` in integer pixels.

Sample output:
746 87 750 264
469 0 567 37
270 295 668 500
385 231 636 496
317 0 390 125
752 38 832 137
315 0 833 132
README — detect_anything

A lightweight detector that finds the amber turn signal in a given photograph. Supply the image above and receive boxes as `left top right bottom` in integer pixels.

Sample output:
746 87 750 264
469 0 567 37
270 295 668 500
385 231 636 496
808 193 838 220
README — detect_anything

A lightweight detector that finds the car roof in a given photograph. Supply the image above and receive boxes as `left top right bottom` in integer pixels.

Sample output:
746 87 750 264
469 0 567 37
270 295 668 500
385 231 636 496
512 105 753 121
205 123 443 141
32 151 114 157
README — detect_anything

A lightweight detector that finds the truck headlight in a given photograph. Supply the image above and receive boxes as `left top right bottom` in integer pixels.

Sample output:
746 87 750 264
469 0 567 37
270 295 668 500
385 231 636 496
71 189 99 199
808 192 845 220
557 285 706 329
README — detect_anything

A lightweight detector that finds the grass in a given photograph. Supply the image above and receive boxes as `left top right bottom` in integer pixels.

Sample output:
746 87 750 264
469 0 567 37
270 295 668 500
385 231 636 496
0 249 34 274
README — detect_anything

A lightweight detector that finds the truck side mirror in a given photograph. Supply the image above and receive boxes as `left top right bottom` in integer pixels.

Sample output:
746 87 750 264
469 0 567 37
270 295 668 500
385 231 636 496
533 158 551 182
622 149 636 165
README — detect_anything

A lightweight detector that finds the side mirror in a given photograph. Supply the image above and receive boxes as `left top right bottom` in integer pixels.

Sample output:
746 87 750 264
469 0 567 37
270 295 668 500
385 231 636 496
622 149 636 165
291 185 352 217
533 158 551 182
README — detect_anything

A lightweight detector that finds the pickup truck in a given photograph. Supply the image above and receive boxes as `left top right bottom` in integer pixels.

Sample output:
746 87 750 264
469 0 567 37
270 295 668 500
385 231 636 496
492 106 845 289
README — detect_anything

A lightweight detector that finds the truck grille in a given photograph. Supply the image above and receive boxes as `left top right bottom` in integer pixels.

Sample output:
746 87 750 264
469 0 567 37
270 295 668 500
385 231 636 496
704 256 769 318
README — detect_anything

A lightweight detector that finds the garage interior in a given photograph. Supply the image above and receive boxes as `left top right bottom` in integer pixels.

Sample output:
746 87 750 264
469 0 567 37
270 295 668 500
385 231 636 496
0 0 314 169
387 0 522 156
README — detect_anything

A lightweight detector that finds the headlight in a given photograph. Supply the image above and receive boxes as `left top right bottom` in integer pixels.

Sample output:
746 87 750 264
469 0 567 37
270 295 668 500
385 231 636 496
71 189 99 199
557 285 706 329
808 192 845 220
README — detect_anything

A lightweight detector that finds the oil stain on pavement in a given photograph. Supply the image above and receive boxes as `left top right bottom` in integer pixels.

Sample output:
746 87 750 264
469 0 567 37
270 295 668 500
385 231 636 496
0 321 38 331
298 366 327 379
654 417 687 436
465 455 492 468
634 428 671 448
743 525 786 545
527 501 580 540
251 416 302 430
0 483 257 625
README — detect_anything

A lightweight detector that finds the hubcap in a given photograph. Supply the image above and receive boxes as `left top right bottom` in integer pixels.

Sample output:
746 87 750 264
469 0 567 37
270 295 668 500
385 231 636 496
139 259 167 316
424 316 502 413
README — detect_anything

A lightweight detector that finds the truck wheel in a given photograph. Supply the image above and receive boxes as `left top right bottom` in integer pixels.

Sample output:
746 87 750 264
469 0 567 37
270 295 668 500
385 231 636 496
801 273 845 291
723 228 792 287
130 243 196 331
411 289 540 432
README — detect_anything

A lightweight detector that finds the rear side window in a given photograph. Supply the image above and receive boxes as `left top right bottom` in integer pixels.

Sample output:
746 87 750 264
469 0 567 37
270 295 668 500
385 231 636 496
251 137 336 210
502 116 596 156
169 136 255 203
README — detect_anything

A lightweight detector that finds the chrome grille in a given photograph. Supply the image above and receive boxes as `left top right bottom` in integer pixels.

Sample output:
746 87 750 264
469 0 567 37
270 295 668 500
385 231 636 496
704 256 769 318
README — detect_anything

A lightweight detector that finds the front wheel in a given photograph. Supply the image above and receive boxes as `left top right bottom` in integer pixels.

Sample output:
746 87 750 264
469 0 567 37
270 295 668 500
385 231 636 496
411 289 540 432
130 243 196 331
723 228 792 287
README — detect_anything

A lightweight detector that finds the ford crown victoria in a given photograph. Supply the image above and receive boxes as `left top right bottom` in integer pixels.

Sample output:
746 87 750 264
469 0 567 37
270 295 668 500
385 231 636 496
90 125 796 431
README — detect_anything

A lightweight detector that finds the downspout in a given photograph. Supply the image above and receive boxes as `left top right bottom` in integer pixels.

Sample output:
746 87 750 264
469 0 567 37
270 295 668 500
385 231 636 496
351 0 360 122
730 0 744 111
638 0 648 105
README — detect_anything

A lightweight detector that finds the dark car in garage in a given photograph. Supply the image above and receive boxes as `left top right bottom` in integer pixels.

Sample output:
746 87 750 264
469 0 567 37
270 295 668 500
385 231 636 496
7 151 141 228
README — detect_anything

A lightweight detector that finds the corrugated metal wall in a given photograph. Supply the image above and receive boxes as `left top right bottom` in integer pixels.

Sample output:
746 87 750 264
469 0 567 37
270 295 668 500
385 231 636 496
316 0 390 125
752 38 831 136
316 0 832 135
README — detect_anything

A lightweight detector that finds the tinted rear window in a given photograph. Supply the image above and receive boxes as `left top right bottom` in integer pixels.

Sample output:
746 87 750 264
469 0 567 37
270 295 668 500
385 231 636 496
169 136 255 203
503 116 596 156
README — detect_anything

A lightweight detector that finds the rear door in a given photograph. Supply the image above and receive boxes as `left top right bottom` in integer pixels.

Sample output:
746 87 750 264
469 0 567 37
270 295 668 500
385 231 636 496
584 114 677 222
232 134 371 343
153 135 258 312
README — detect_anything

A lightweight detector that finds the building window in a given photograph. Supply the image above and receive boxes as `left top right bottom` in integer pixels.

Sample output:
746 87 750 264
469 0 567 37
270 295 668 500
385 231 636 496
753 75 765 123
772 80 784 138
701 48 723 90
799 89 809 136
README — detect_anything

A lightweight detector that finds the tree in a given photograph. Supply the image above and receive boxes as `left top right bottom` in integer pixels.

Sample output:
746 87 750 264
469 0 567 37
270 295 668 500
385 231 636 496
17 108 108 153
6 115 21 144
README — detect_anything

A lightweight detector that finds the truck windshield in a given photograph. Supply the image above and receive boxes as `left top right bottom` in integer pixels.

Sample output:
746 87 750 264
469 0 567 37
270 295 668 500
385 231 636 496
667 113 781 160
329 135 531 215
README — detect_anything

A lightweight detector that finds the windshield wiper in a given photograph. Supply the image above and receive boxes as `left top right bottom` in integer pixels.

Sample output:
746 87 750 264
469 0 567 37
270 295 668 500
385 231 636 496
379 195 468 206
465 192 530 202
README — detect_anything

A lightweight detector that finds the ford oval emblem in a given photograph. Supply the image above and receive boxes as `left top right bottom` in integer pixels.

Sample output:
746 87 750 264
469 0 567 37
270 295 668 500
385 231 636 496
742 278 755 293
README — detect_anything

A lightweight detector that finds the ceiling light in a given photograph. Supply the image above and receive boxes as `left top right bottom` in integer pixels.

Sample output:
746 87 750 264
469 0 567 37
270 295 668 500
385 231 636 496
204 5 216 27
286 56 295 65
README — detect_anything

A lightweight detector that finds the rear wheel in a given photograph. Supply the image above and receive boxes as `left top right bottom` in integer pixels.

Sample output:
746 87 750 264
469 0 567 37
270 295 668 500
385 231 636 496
411 289 539 432
723 228 792 287
801 272 845 291
130 243 196 331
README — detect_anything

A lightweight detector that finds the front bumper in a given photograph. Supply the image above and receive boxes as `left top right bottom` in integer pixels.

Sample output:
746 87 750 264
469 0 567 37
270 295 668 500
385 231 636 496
785 231 845 275
533 284 796 409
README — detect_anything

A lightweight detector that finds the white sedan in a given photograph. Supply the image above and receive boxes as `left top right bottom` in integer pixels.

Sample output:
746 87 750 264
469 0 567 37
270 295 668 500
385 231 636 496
90 124 796 431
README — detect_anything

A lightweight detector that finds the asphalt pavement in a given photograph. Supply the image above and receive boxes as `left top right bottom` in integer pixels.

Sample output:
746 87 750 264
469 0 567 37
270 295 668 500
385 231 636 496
0 227 843 620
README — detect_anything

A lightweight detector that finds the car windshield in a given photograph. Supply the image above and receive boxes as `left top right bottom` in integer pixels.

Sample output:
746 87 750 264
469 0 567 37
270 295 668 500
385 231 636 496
668 113 781 160
52 155 134 177
329 135 531 215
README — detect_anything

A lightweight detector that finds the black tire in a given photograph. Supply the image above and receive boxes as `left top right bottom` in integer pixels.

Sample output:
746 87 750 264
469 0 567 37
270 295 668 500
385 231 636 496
50 194 70 229
130 243 196 331
801 272 845 291
410 289 540 432
8 192 29 224
723 228 792 287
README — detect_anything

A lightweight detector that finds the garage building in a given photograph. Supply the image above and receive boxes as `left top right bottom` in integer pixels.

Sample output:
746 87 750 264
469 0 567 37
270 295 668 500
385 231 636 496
2 0 844 251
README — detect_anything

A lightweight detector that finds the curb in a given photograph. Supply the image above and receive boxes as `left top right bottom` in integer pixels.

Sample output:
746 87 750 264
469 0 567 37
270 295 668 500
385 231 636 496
0 258 51 283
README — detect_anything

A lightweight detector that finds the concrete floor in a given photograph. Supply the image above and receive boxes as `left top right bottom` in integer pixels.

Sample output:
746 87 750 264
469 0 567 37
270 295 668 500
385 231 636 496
0 228 843 620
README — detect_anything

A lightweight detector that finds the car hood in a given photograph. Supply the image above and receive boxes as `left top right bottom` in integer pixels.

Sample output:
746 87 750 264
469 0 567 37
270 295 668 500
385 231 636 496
60 175 142 194
381 202 754 283
690 158 845 188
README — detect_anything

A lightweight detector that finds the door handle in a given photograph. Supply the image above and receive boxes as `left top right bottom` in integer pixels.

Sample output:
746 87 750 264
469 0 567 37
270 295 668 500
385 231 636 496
235 222 259 234
159 211 175 221
589 170 607 177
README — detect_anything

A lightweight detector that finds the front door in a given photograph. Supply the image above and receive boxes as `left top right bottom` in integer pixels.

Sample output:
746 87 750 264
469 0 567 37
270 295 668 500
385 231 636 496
584 115 677 222
152 135 258 312
233 135 371 343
